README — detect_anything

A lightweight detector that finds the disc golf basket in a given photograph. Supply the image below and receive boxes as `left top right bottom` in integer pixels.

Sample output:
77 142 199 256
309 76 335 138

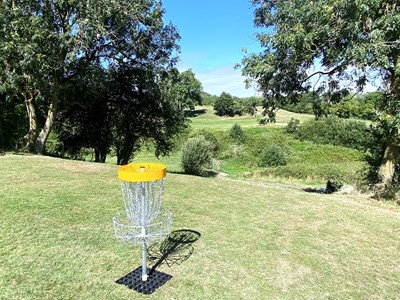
112 163 172 282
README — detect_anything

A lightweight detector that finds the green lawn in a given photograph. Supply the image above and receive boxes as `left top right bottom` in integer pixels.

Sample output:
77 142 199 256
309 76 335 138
1 154 400 299
188 106 314 130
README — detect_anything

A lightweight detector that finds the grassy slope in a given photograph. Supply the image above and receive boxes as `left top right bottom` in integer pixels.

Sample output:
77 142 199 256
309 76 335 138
188 106 314 130
187 107 365 184
1 154 400 299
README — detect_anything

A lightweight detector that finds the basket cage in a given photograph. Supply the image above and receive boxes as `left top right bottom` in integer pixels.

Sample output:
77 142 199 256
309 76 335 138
113 209 172 246
113 177 172 244
120 179 165 226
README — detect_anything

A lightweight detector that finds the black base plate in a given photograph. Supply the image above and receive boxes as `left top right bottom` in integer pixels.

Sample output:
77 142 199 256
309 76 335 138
115 267 173 295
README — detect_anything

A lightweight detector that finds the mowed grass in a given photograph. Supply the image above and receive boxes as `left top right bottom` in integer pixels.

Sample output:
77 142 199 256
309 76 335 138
1 154 400 299
188 106 314 130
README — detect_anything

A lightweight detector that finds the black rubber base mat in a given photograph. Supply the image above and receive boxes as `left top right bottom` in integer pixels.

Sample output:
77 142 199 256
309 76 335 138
116 267 173 295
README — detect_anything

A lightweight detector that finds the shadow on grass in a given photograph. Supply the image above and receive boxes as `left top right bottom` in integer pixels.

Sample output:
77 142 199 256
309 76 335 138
148 229 201 270
184 108 206 117
303 180 342 194
115 229 201 295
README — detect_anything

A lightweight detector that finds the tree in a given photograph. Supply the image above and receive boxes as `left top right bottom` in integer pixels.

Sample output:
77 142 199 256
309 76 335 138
108 65 187 165
0 91 26 150
0 0 180 154
241 0 400 189
171 69 203 110
214 92 243 117
54 65 111 162
243 96 259 116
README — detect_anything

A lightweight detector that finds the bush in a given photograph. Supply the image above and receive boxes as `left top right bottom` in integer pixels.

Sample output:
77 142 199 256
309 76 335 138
258 144 287 167
191 130 220 155
181 136 213 176
285 118 300 134
229 124 246 144
295 117 371 151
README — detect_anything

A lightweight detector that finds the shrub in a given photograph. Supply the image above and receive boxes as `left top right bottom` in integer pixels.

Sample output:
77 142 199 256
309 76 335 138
285 118 300 134
258 144 287 167
191 129 220 155
295 117 371 151
229 124 246 143
181 136 212 176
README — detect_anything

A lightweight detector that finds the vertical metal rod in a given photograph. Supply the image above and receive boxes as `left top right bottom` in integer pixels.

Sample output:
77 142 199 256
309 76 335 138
141 182 148 281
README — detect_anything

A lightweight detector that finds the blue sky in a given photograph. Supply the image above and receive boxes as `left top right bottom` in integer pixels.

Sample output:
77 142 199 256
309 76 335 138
163 0 263 97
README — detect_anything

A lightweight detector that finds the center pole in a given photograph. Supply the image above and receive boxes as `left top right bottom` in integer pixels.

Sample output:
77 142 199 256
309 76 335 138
141 181 148 281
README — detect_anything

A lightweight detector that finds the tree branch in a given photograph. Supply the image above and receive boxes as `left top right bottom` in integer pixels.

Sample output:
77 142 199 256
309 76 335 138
304 65 343 82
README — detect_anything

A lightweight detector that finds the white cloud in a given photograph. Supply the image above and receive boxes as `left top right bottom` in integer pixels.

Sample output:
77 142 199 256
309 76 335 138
194 65 260 98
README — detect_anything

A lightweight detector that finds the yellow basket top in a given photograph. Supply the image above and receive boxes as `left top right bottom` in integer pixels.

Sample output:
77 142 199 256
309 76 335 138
118 163 166 182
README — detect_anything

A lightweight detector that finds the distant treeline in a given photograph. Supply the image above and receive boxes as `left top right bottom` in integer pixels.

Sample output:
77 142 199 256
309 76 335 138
202 90 383 121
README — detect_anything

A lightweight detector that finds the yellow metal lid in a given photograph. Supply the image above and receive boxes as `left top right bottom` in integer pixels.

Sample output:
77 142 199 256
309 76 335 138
118 163 166 182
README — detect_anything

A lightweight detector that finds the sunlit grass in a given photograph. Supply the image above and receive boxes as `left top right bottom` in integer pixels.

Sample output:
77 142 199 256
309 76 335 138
1 154 400 299
188 106 314 130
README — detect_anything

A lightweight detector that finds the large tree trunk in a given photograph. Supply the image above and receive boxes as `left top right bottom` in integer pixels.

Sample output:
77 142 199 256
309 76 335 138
33 77 60 154
23 95 38 151
378 137 400 187
116 139 135 165
377 56 400 189
94 147 107 163
22 76 38 151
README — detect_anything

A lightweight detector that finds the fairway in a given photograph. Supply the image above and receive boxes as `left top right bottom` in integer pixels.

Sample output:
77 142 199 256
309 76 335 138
1 154 400 299
188 106 314 130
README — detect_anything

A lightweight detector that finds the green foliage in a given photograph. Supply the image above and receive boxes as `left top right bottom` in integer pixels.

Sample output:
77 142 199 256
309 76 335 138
258 144 287 167
181 136 213 176
191 129 220 155
213 92 243 117
295 117 371 151
202 92 219 106
241 0 400 187
229 124 246 144
242 0 399 100
261 161 363 183
0 0 181 156
242 96 260 116
329 92 385 120
0 92 26 150
171 69 203 110
281 92 315 114
285 118 300 134
110 67 188 165
53 66 111 162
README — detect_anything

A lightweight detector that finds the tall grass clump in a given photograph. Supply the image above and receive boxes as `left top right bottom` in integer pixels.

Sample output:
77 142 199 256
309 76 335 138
181 135 212 176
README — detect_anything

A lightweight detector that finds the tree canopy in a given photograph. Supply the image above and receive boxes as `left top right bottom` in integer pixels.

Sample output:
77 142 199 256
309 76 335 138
241 0 400 189
171 69 203 110
0 0 186 164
